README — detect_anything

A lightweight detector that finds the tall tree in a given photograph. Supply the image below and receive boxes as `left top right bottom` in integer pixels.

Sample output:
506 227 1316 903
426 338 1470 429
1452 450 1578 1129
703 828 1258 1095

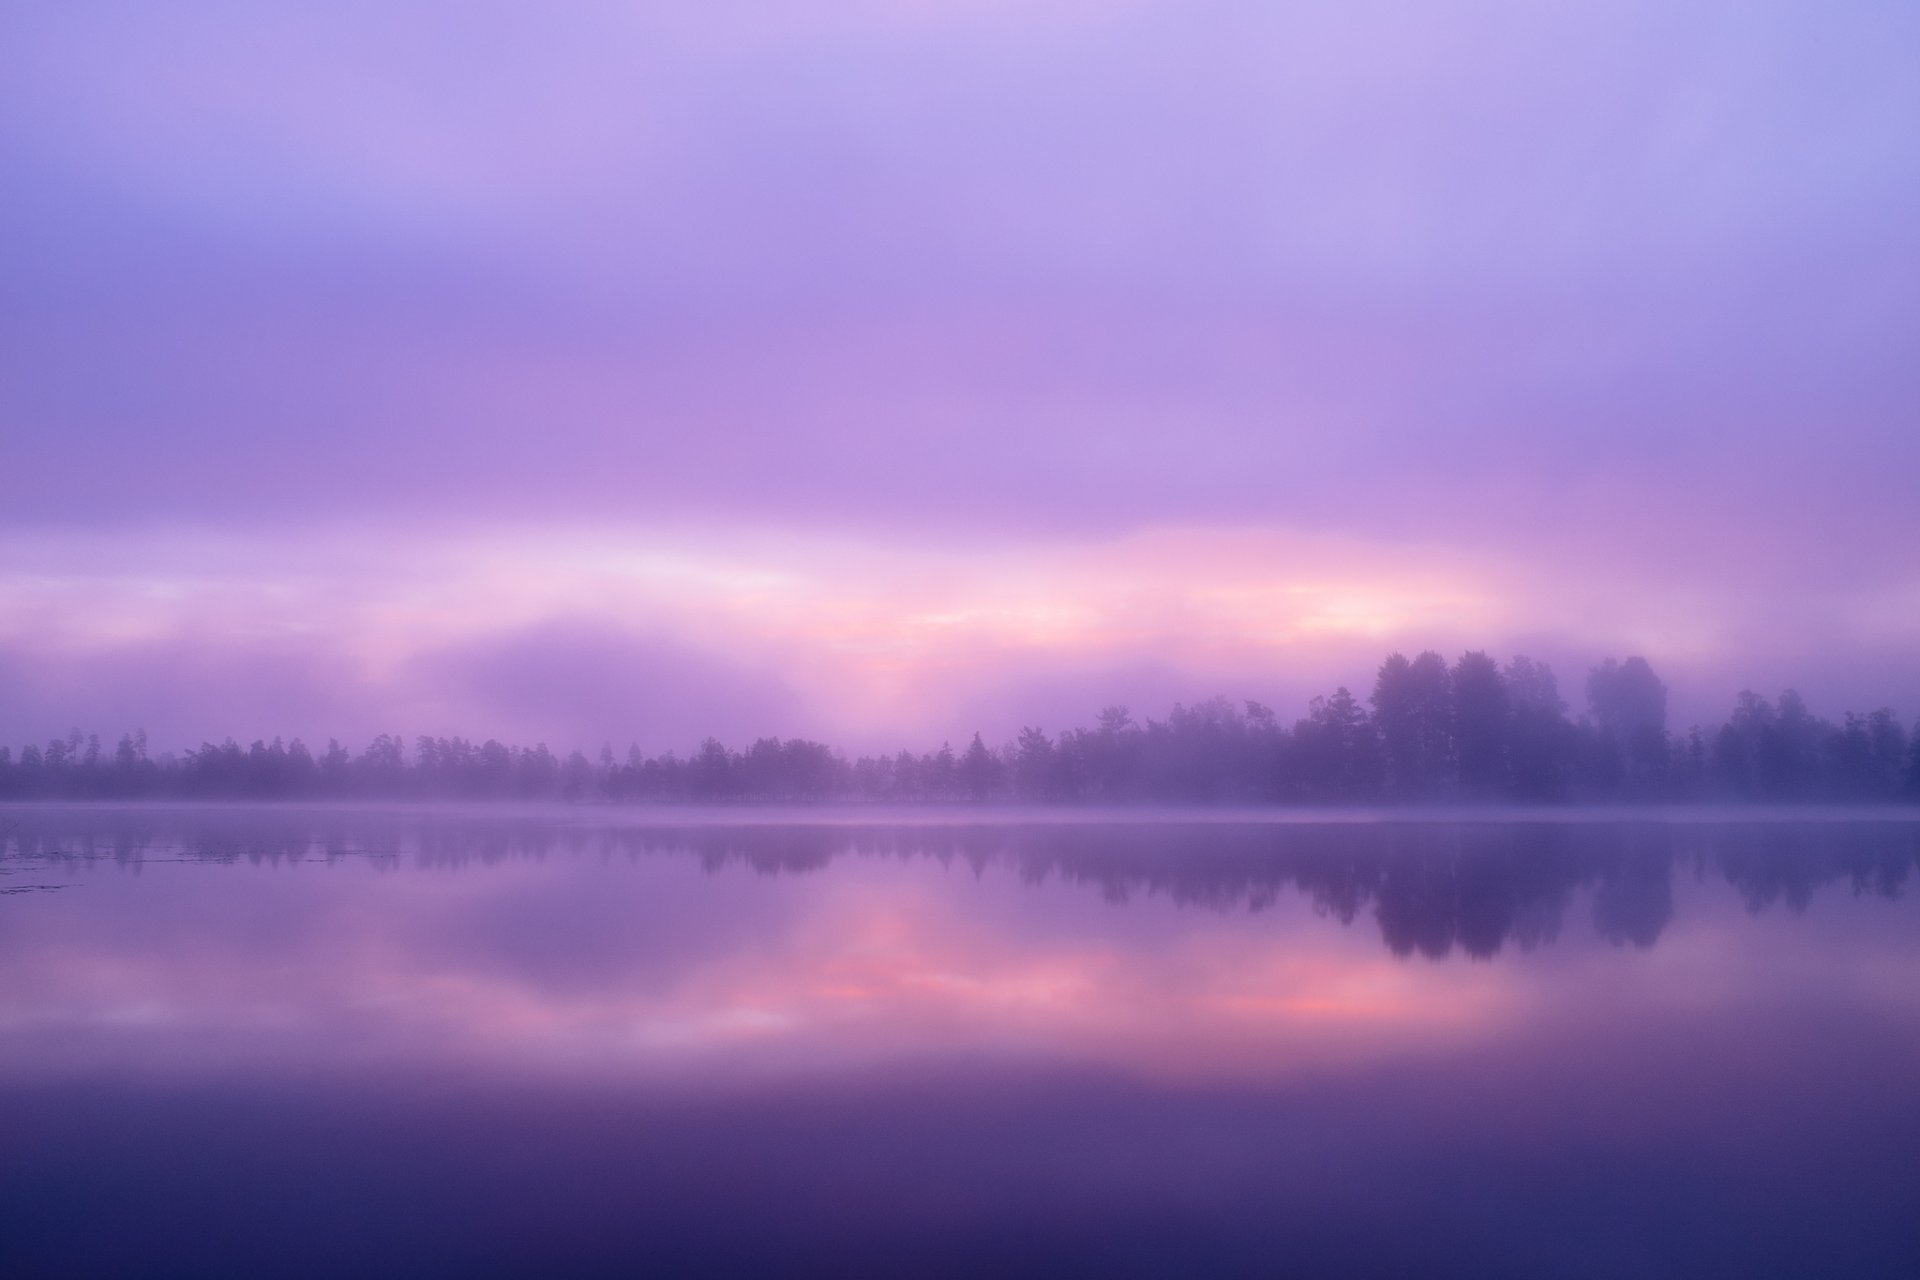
1504 656 1570 799
1587 656 1669 792
1405 651 1454 794
1451 651 1508 797
1294 687 1381 801
960 732 996 801
1371 653 1418 796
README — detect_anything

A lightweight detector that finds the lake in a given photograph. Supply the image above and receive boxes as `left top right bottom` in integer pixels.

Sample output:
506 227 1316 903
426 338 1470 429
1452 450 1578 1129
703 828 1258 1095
2 805 1918 1278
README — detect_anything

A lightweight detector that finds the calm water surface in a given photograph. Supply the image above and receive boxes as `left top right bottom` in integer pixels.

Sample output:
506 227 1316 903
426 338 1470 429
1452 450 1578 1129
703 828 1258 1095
2 806 1918 1278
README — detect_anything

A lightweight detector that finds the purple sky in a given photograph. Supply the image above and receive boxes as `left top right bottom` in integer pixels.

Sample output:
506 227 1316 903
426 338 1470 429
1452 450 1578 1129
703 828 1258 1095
2 1 1916 753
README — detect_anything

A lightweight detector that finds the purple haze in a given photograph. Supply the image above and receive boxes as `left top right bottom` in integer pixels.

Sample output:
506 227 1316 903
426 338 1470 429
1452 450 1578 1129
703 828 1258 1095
1 2 1916 751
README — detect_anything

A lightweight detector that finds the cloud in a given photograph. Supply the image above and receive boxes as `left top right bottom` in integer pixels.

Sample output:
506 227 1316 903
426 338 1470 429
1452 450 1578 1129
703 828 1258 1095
0 634 376 751
402 619 815 754
0 516 1915 752
0 1 1914 741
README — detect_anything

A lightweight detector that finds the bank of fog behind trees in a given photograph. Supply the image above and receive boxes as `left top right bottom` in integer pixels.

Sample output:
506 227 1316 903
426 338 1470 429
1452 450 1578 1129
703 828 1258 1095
3 651 1918 804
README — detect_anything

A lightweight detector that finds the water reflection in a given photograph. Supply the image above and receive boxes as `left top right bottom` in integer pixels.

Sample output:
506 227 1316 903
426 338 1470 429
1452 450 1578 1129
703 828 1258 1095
5 808 1917 960
2 808 1919 1278
2 808 1916 1083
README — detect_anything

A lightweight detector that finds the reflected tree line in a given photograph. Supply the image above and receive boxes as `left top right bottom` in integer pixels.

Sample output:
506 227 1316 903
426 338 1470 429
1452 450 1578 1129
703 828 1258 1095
2 650 1918 805
4 813 1914 959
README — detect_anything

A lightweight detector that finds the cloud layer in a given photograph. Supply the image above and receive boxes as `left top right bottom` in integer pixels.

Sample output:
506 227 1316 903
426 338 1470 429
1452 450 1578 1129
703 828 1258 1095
1 2 1915 747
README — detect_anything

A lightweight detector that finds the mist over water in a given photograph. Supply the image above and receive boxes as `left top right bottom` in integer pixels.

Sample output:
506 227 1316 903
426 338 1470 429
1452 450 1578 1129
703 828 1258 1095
5 3 1918 1274
3 807 1917 1277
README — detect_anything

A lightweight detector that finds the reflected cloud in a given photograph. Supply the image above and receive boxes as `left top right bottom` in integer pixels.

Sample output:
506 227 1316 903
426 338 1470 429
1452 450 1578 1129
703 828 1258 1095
2 812 1916 1085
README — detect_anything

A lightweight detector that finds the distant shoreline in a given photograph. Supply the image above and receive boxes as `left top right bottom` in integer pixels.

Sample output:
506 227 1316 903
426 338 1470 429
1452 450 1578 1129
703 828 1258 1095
6 798 1920 824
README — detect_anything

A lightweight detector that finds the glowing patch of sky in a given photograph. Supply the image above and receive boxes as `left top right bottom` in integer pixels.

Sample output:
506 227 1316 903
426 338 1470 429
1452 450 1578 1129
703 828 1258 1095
1 1 1916 745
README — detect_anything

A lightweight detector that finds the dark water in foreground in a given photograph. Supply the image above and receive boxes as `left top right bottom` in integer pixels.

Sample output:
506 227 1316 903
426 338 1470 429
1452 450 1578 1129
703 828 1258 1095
2 806 1918 1279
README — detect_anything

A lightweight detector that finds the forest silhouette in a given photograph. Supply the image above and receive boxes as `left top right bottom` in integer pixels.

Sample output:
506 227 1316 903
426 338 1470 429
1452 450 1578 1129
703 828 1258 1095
3 650 1917 804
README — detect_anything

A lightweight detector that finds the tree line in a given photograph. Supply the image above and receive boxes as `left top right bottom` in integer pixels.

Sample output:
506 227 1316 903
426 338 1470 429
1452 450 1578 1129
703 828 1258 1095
2 650 1917 804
